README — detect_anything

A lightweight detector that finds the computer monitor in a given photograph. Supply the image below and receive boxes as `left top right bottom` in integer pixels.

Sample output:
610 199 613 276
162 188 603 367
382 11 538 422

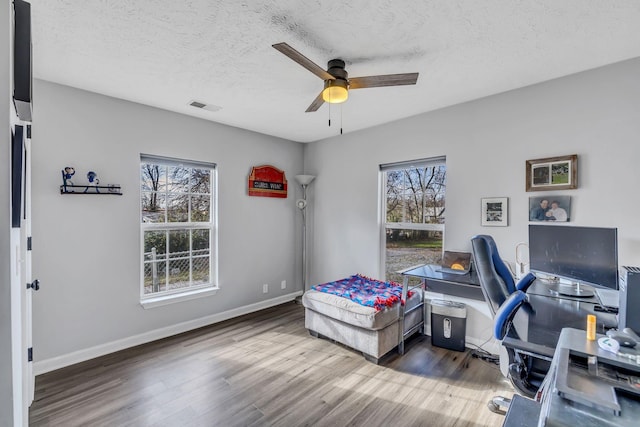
529 224 619 294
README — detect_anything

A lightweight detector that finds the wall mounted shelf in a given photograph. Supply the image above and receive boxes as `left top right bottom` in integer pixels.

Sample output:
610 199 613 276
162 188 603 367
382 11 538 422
60 184 122 195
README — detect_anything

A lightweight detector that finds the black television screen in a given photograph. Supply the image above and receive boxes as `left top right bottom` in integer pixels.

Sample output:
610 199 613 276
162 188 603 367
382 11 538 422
529 224 619 290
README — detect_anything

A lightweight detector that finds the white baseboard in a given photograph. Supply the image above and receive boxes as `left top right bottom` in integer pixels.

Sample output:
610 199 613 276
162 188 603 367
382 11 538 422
34 291 303 375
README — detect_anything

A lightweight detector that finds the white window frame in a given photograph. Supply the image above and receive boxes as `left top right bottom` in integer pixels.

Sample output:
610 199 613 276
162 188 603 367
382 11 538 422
139 154 218 309
379 157 446 278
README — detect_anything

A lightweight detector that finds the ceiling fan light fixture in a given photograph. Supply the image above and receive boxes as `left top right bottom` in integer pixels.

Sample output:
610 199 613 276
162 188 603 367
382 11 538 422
322 79 349 103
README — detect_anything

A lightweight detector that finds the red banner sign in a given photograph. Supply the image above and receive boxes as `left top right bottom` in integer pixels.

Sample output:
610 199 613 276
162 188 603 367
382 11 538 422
248 165 288 198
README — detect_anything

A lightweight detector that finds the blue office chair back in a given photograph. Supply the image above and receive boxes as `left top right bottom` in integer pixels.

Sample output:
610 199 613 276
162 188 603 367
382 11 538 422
471 235 513 316
480 235 516 293
471 235 537 316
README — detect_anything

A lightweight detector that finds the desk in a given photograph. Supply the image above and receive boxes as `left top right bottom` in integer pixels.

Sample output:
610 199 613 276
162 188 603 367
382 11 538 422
499 289 619 398
400 264 483 301
503 292 618 359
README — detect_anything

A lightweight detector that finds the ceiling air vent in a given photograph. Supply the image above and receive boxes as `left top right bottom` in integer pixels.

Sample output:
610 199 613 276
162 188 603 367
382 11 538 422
189 100 222 112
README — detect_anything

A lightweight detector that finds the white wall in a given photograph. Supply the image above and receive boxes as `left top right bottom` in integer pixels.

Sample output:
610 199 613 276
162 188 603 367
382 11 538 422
305 58 640 285
31 80 305 367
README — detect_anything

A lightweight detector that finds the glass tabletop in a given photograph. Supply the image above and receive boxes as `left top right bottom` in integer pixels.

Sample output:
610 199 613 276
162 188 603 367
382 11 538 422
400 264 479 285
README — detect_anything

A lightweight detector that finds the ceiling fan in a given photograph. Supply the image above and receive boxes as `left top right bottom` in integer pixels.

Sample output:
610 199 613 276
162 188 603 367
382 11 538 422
272 42 419 112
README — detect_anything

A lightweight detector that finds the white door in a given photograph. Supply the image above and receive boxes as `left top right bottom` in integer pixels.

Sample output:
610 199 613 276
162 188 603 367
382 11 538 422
10 123 32 425
21 128 35 408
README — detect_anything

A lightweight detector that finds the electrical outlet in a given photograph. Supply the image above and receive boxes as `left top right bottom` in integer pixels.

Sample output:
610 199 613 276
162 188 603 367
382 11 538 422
263 283 268 293
281 280 286 289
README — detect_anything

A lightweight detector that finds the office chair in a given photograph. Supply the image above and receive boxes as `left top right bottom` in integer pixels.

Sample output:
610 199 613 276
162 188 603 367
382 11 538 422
471 235 545 411
485 290 528 413
471 235 536 316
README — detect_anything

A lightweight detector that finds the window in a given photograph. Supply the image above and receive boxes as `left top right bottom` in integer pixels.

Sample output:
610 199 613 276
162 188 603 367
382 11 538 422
381 157 446 284
140 154 217 306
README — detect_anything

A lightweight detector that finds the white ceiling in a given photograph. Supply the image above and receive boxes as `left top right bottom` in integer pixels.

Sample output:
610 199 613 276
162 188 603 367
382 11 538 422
30 0 640 143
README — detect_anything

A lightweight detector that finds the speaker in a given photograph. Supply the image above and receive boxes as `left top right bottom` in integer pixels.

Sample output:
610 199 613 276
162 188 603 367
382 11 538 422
619 266 640 334
13 0 32 122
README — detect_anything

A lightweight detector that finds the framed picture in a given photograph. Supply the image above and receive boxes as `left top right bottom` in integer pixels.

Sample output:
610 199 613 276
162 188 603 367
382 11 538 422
481 197 508 227
525 154 577 192
529 195 571 222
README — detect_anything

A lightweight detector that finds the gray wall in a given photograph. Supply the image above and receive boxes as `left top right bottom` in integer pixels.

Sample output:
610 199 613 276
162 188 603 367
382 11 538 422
28 57 640 373
304 58 640 285
1 0 15 424
31 80 305 365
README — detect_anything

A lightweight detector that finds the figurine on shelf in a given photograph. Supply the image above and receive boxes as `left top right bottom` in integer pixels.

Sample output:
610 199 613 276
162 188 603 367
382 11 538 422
61 166 75 192
87 171 100 185
86 171 100 193
63 167 75 184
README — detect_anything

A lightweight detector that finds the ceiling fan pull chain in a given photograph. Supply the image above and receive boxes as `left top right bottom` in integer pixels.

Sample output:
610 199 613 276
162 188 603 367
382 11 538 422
340 105 343 135
328 101 331 127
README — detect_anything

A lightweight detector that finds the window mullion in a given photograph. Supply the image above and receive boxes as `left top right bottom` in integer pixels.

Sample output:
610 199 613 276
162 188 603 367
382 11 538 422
189 230 193 284
164 230 169 293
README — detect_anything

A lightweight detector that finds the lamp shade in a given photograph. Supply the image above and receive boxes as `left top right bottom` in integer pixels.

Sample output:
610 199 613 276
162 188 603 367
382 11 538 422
322 79 348 103
295 174 316 186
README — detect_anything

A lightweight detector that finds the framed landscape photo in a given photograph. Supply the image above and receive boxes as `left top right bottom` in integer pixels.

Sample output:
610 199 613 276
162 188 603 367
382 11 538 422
525 154 577 192
481 197 508 227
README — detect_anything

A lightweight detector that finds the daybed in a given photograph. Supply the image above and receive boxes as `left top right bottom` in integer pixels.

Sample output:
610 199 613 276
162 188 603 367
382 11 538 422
301 274 424 363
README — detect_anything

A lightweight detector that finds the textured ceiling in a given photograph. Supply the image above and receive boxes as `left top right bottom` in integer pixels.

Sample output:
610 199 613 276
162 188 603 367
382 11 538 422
30 0 640 142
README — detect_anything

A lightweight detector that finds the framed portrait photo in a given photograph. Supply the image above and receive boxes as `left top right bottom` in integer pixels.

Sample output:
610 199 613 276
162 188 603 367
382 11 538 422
529 195 571 222
525 154 577 192
481 197 508 227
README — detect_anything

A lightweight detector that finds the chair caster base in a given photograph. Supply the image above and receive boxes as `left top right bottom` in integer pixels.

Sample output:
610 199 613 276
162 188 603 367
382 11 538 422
487 396 511 415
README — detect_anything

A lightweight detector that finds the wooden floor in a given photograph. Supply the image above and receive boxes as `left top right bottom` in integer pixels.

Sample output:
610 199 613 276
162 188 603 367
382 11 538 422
29 302 514 427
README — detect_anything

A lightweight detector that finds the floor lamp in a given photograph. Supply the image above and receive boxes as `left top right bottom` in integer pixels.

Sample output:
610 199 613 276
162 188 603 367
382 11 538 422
295 174 315 293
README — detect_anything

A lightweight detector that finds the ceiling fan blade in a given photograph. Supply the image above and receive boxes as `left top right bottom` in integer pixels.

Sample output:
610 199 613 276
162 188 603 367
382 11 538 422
349 73 419 89
305 91 325 112
273 42 335 81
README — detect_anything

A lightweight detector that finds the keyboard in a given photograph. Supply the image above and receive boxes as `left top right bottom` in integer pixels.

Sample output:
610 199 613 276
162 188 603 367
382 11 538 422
595 288 619 308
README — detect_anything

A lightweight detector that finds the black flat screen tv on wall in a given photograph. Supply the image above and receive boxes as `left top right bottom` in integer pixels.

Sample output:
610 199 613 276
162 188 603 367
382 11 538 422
529 224 619 290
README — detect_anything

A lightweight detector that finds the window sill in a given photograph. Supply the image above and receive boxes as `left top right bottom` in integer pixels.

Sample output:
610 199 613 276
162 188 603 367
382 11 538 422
140 287 218 309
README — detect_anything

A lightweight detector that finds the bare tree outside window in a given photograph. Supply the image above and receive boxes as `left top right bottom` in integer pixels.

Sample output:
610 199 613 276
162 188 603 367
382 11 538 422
384 162 446 284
